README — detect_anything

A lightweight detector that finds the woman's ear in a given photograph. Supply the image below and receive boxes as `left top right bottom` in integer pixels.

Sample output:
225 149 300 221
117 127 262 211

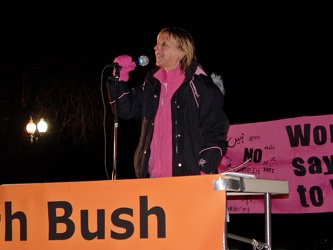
178 51 186 61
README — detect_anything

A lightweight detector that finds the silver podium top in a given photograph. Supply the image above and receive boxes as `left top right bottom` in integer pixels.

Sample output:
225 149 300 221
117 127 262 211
213 173 289 196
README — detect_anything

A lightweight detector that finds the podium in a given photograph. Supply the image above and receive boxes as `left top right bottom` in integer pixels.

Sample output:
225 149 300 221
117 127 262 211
0 175 227 250
213 173 289 249
0 174 288 249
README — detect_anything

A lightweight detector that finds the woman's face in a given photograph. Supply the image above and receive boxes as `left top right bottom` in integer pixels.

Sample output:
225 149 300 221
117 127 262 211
154 34 184 71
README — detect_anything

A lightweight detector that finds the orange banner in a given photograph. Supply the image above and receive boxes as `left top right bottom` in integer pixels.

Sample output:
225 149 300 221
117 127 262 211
0 174 226 250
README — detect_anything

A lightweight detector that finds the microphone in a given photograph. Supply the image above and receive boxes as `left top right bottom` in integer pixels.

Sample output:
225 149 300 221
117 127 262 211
105 55 149 68
136 55 149 66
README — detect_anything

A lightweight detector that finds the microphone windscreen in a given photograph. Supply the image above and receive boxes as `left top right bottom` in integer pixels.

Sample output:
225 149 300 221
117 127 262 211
138 55 149 66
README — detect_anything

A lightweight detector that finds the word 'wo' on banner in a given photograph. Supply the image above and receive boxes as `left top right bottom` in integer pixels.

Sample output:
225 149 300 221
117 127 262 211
0 175 226 250
219 114 333 214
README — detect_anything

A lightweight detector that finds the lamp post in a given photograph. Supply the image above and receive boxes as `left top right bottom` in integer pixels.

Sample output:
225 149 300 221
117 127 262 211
26 116 48 143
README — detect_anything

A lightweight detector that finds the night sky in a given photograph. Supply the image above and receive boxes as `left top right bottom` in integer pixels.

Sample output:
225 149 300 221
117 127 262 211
2 2 330 123
1 2 332 249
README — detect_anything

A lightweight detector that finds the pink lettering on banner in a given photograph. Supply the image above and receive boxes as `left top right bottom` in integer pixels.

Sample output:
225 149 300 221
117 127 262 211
219 114 333 214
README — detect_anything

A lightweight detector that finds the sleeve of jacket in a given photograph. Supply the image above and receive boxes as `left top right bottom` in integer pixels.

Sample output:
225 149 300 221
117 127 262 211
197 81 230 174
105 76 143 120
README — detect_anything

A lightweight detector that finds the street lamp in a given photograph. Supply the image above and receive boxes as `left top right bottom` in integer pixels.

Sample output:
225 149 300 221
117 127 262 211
37 118 48 133
26 116 48 143
26 116 37 143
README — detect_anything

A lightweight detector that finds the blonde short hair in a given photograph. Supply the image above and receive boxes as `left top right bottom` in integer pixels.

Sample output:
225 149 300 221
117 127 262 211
157 27 197 73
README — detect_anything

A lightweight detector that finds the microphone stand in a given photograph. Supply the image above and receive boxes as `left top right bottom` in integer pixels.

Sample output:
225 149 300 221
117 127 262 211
112 63 122 180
